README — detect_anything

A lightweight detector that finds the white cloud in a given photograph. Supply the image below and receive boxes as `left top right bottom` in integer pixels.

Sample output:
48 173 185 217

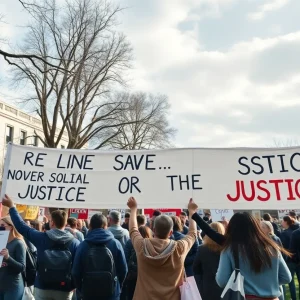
1 0 300 148
248 0 290 21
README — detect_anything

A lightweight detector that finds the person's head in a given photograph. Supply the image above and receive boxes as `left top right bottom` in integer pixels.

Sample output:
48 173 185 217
224 212 286 273
51 210 68 229
76 219 83 230
263 213 272 222
150 210 162 230
124 212 130 224
109 211 121 226
43 222 50 231
171 216 183 233
137 214 146 227
203 216 209 223
32 220 42 232
219 220 229 230
0 216 23 240
282 216 295 229
153 215 173 239
152 210 162 218
138 225 152 239
179 211 187 225
289 211 297 220
203 222 225 252
260 221 274 236
67 217 77 229
84 219 89 228
90 214 108 230
205 212 211 220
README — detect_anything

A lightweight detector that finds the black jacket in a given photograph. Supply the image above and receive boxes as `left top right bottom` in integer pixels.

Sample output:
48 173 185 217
290 228 300 263
280 224 300 250
193 245 223 300
271 222 281 238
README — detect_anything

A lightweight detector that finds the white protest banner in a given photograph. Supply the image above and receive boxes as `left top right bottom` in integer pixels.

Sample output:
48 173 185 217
4 143 300 209
210 209 234 221
0 230 9 267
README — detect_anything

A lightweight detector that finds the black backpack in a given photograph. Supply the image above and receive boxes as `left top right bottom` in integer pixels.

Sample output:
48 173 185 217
24 247 37 286
82 242 117 300
127 248 137 281
38 240 73 289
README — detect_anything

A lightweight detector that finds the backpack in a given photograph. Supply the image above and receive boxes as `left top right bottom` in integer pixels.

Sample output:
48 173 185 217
82 242 117 300
24 247 37 286
38 240 73 289
127 247 137 281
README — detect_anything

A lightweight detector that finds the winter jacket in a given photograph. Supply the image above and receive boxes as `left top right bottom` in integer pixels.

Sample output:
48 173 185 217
271 222 281 238
193 245 223 300
0 238 26 292
130 225 197 300
72 228 127 300
216 248 291 298
280 224 300 250
9 207 80 291
108 225 130 248
171 231 199 276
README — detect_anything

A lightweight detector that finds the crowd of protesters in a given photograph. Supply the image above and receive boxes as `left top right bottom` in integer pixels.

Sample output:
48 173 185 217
0 194 299 300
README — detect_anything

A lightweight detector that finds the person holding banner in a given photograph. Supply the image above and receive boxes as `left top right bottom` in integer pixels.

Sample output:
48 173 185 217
0 216 26 300
2 195 80 300
127 197 198 300
192 211 292 300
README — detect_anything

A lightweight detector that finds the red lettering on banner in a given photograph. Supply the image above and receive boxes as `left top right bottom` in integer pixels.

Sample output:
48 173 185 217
227 179 300 202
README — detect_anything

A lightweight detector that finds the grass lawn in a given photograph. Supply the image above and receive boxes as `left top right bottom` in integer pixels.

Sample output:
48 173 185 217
284 277 299 299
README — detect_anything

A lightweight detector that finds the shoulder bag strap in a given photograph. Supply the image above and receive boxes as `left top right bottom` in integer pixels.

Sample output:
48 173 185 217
233 250 240 282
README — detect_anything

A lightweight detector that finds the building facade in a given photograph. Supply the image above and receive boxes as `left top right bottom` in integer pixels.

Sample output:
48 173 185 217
0 100 69 176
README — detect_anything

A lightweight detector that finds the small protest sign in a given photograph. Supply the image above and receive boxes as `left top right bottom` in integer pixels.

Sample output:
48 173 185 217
210 209 234 221
25 206 39 220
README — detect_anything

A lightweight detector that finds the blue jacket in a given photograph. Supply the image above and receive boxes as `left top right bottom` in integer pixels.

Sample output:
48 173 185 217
171 231 199 276
9 207 80 291
216 248 291 298
72 228 128 300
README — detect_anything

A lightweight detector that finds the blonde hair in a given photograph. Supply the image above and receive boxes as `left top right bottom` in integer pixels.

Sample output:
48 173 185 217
1 216 25 242
203 222 225 252
261 221 274 235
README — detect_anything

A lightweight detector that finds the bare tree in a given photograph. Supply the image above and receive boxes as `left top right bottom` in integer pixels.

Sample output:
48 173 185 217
95 92 177 150
6 0 133 149
0 1 68 70
273 138 300 147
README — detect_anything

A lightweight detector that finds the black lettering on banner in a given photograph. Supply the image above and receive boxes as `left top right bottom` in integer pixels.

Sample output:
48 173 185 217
167 175 202 191
17 185 86 202
24 152 47 167
118 177 141 194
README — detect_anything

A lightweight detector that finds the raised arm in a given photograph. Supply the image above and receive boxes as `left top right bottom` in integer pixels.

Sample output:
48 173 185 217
192 212 225 245
127 197 143 253
2 195 44 247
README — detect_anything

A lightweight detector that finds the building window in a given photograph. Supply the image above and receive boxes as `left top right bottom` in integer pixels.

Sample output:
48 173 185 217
61 145 65 149
33 136 38 147
6 126 14 144
20 131 26 145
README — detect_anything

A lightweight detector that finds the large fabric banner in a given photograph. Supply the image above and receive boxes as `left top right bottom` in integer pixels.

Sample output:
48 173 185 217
2 143 300 209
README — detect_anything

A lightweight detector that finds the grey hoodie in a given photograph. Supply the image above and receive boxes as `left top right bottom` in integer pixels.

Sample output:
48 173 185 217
46 228 74 244
108 225 130 248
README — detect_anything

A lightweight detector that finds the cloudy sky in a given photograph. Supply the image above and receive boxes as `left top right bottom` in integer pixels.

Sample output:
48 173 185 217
0 0 300 148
